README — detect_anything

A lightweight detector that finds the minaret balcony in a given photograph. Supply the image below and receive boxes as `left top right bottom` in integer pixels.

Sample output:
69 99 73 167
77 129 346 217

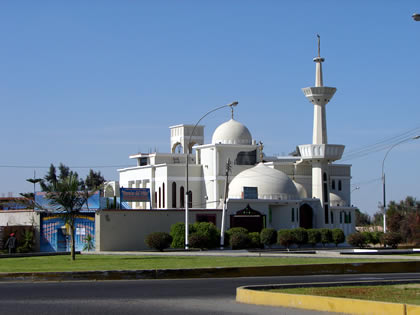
298 144 345 162
302 87 336 105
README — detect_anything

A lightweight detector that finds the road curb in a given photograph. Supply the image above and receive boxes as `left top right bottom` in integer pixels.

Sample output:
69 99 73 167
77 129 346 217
0 260 419 282
236 280 420 315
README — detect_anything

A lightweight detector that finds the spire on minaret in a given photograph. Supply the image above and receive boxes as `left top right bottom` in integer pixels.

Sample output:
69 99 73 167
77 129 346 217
314 34 325 87
231 106 234 119
301 34 336 145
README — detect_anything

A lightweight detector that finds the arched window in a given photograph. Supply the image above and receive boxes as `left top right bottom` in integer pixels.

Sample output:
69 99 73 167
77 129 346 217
172 182 177 208
154 192 157 208
180 186 185 208
324 205 329 224
162 183 165 208
332 180 336 190
291 208 294 222
338 180 342 191
340 212 343 224
188 191 192 208
323 172 327 182
331 211 334 224
323 183 329 202
158 187 161 208
348 211 351 223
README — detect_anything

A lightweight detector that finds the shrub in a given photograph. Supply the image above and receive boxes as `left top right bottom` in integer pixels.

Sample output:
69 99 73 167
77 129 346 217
145 232 172 251
381 232 402 248
362 231 373 245
225 227 248 247
319 228 333 247
249 232 263 249
332 229 345 247
193 222 220 249
16 229 34 253
188 233 210 249
230 232 251 250
260 228 277 248
83 234 95 252
170 222 195 248
372 231 383 246
291 228 308 248
277 229 296 250
307 229 321 247
347 232 367 248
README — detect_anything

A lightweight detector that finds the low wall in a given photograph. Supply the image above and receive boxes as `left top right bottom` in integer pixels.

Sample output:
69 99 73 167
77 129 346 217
95 209 221 251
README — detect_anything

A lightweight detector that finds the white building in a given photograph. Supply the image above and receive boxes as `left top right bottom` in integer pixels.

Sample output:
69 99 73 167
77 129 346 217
116 43 356 237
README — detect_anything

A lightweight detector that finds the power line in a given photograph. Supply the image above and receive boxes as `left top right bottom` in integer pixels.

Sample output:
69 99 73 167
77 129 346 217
0 165 135 169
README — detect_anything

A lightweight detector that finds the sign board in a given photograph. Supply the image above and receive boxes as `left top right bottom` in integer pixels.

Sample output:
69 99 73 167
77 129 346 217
120 188 151 202
243 186 258 199
76 227 86 235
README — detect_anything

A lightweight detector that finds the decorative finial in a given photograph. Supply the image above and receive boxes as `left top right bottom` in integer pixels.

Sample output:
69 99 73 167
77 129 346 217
231 106 234 119
317 34 321 57
258 141 264 161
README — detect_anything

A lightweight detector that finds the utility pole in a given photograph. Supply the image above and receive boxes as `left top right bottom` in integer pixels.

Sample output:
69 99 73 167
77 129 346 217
220 158 232 249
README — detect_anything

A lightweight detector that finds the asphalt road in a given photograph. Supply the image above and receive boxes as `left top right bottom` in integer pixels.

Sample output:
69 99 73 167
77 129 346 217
1 273 419 315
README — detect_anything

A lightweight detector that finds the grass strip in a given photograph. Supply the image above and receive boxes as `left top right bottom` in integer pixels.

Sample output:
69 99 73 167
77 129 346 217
276 284 420 305
0 255 402 273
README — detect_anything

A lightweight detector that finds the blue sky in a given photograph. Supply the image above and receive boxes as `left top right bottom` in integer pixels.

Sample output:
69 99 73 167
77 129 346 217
1 1 419 216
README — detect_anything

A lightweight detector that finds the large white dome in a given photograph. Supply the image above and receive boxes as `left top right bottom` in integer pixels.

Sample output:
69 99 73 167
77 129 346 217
229 163 299 200
293 181 308 198
212 119 252 145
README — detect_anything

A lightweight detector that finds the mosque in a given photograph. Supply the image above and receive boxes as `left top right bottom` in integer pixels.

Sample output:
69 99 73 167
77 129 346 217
103 41 356 249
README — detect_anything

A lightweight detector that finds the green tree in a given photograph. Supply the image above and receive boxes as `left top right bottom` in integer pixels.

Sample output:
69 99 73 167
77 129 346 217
290 228 308 248
260 228 277 248
307 229 321 247
40 164 104 261
355 209 371 226
319 228 332 247
277 229 296 251
332 229 345 247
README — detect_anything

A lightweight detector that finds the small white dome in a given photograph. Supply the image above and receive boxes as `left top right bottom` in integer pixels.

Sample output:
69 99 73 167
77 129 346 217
229 163 299 200
212 119 252 145
330 193 346 207
293 181 308 198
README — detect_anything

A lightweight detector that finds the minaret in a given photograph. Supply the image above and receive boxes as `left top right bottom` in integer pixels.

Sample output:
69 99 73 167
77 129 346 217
298 35 345 227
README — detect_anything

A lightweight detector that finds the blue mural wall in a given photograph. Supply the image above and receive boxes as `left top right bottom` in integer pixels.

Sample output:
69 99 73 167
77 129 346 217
40 213 95 252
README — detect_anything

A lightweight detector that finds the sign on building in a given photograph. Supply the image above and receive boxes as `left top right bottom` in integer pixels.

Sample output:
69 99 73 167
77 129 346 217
120 188 151 202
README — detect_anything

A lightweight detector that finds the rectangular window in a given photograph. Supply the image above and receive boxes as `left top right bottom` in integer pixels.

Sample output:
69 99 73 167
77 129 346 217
291 208 294 222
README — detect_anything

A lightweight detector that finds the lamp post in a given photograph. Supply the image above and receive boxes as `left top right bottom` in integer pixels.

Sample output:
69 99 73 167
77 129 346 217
381 135 420 233
185 101 238 249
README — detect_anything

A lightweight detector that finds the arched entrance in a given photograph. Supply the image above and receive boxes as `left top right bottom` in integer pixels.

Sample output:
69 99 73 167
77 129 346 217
230 204 265 233
299 204 313 229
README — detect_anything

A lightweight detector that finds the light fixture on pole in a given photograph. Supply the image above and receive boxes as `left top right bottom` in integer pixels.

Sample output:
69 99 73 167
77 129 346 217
184 101 238 249
381 135 420 233
413 13 420 21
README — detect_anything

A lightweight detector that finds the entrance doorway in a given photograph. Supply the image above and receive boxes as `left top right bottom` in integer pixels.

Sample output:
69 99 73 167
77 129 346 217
299 204 313 229
230 204 265 233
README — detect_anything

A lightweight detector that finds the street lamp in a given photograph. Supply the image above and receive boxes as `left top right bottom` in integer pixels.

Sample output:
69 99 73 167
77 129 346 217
413 13 420 21
381 135 420 233
184 101 239 249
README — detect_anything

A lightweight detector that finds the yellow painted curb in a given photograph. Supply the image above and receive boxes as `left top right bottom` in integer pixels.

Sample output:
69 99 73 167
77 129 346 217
236 287 420 315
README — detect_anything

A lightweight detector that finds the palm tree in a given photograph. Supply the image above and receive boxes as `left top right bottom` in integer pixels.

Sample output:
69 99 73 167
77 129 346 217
42 173 91 261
